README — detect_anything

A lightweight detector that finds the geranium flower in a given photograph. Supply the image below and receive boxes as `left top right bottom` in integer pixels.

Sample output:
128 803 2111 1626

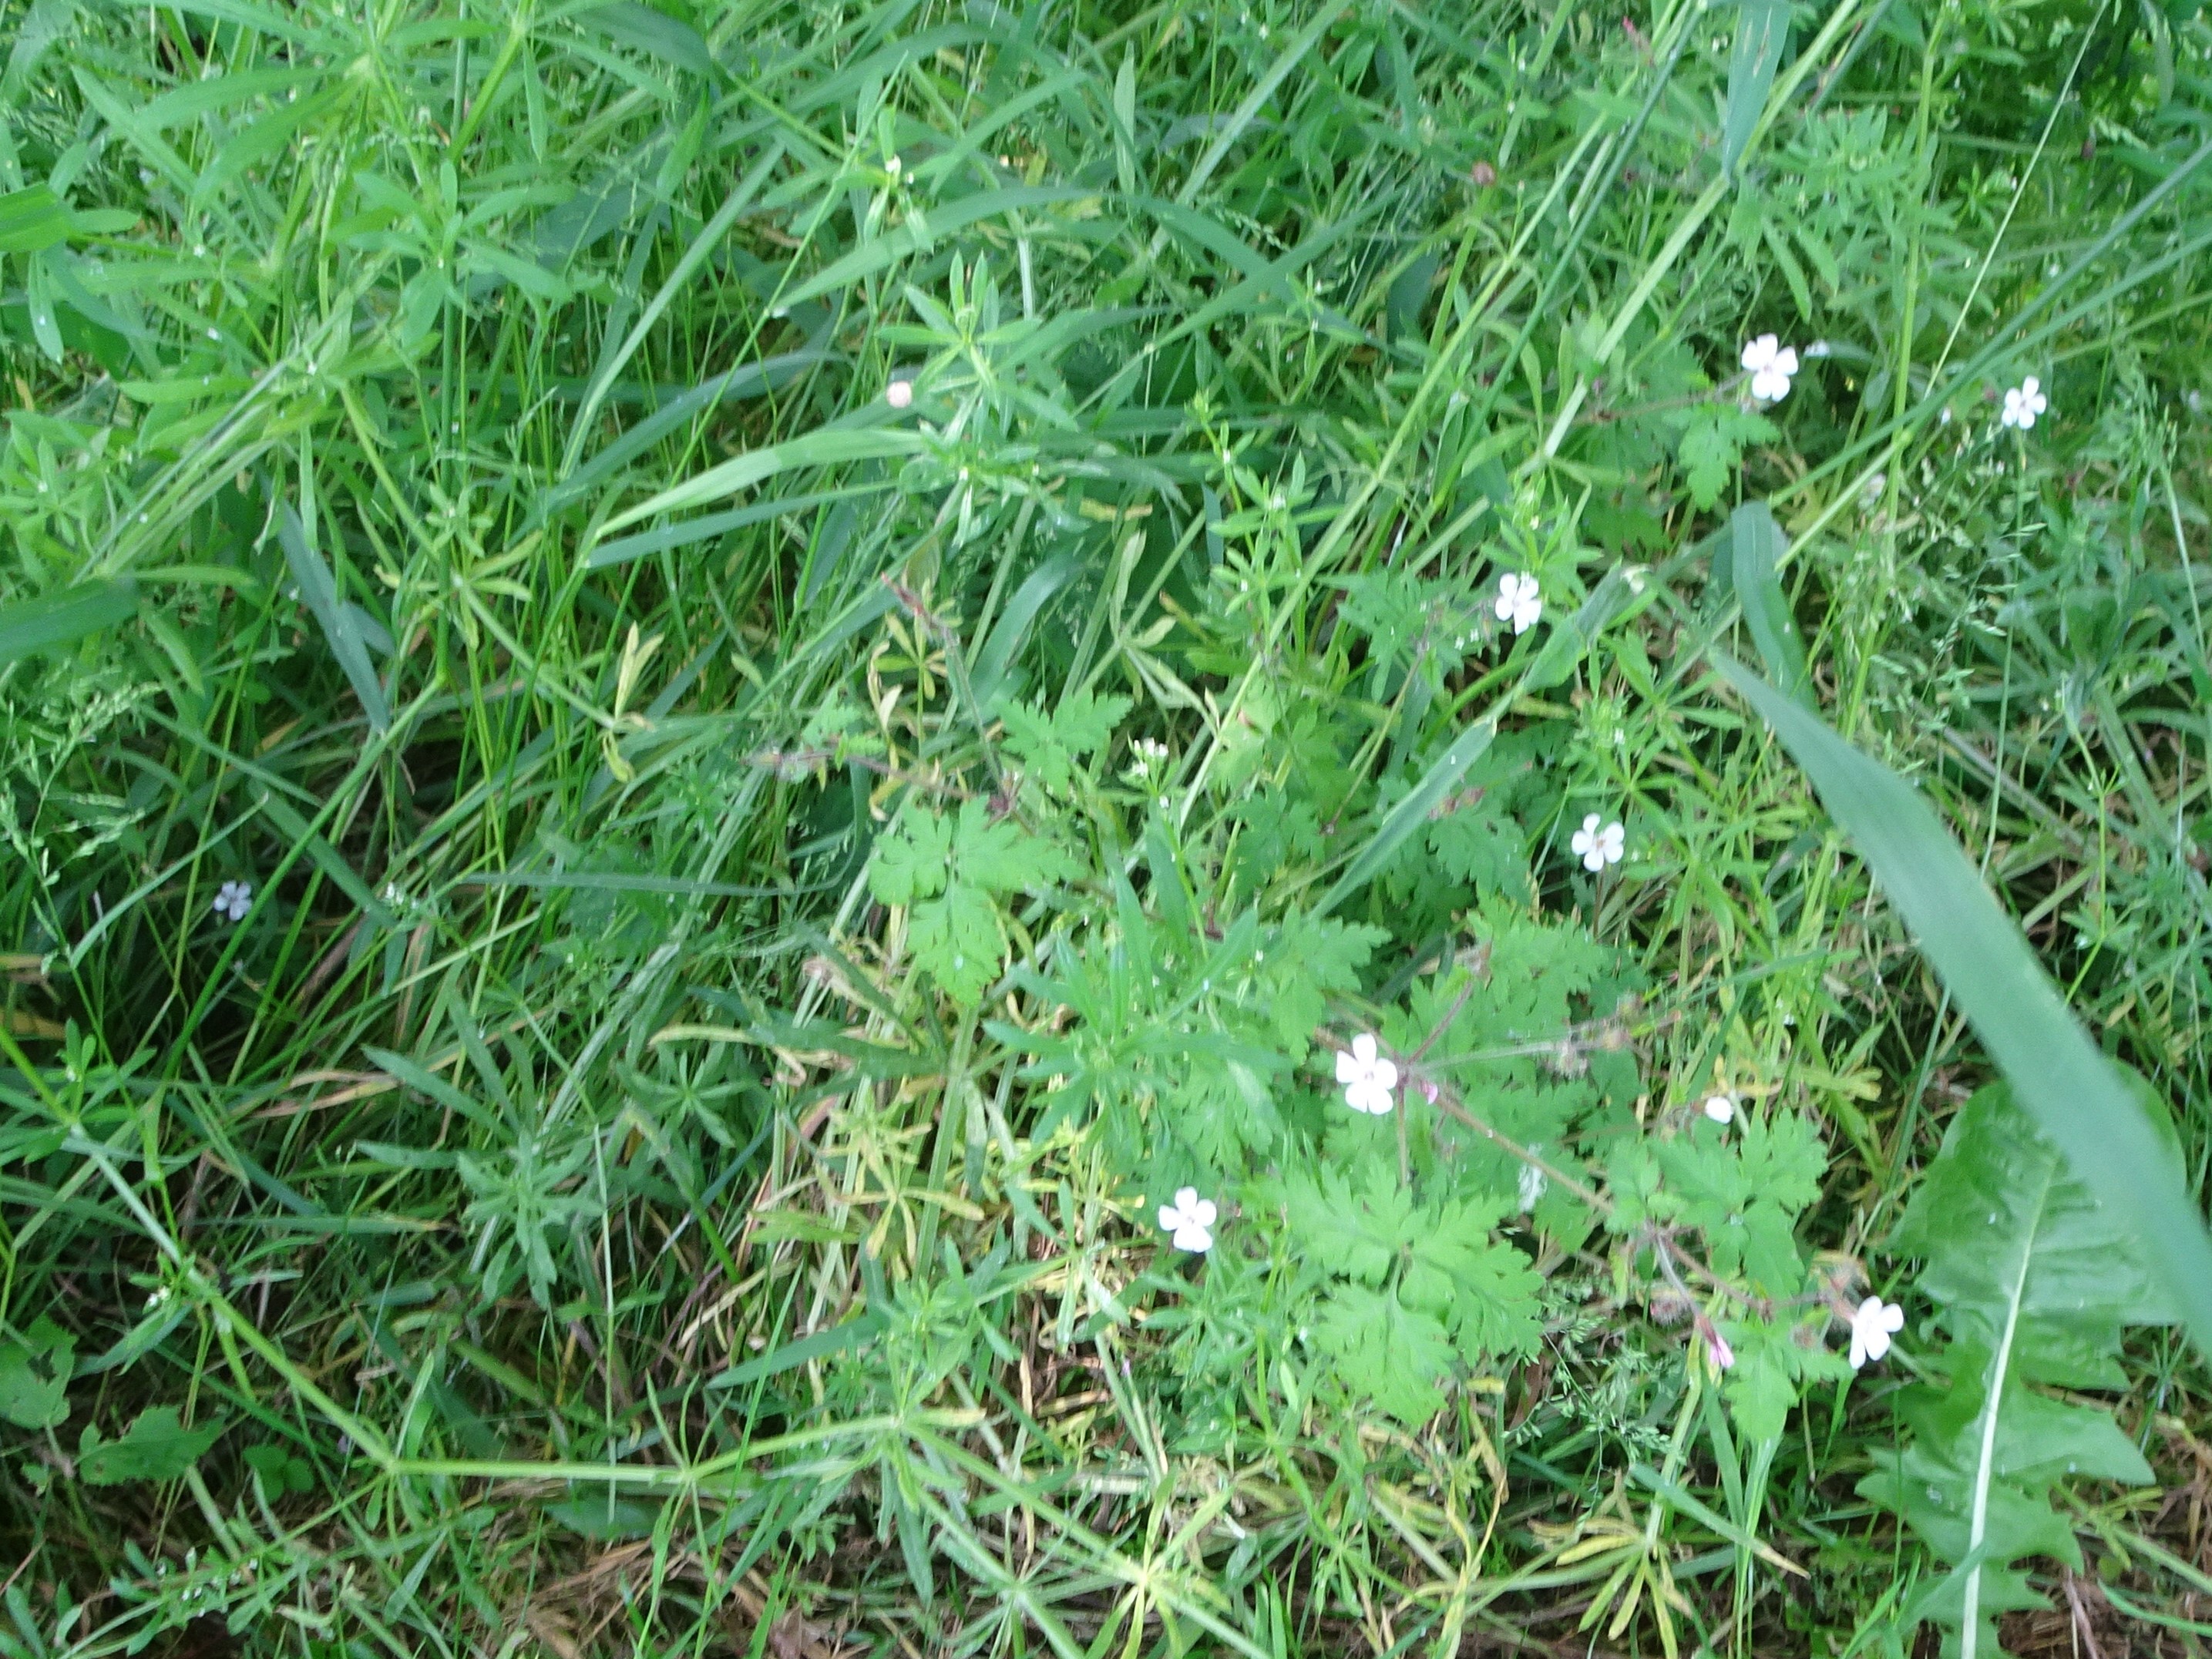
1157 1187 1217 1253
2000 376 2047 430
1741 334 1799 402
1494 572 1542 636
1847 1295 1905 1369
1336 1033 1399 1116
212 881 253 922
1570 814 1625 872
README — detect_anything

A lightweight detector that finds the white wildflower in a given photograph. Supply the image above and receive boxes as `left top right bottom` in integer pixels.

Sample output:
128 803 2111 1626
1847 1295 1905 1369
886 379 913 410
1494 572 1542 635
2000 375 2047 430
212 881 253 922
1157 1187 1217 1253
1569 814 1625 872
1703 1094 1736 1124
1741 334 1798 402
1336 1033 1399 1116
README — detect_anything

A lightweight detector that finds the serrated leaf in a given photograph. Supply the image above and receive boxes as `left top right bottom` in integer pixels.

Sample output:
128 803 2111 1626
1679 409 1777 510
0 1318 73 1429
1313 1288 1454 1426
1862 1081 2169 1658
997 702 1074 794
78 1406 222 1484
953 799 1077 895
908 883 1003 1004
868 806 953 905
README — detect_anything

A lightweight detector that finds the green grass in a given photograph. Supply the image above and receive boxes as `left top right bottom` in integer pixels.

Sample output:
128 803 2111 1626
6 0 2212 1653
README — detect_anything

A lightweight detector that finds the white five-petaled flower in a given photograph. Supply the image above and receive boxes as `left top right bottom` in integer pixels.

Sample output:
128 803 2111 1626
212 881 253 922
1741 334 1799 402
1570 814 1625 872
1494 572 1542 636
2000 375 2047 430
1336 1033 1399 1116
1847 1295 1905 1369
1703 1093 1736 1124
886 379 914 410
1157 1187 1218 1253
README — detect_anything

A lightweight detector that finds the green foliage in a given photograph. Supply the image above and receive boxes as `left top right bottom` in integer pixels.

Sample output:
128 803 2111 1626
76 1409 221 1486
0 1317 72 1429
3 0 2210 1648
1282 1165 1542 1424
1862 1082 2171 1657
1680 408 1780 510
869 798 1078 1002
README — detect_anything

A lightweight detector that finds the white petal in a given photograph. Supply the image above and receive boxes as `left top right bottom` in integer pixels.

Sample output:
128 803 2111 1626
1192 1198 1218 1227
1371 1056 1399 1091
1741 334 1777 372
1172 1221 1212 1252
1159 1204 1182 1233
1174 1186 1199 1211
1336 1049 1360 1083
1703 1095 1735 1123
1881 1301 1904 1334
2022 375 2039 396
1345 1080 1393 1115
1582 813 1602 834
1352 1033 1378 1065
1582 847 1605 872
1517 1162 1546 1211
1772 347 1798 376
1849 1329 1870 1369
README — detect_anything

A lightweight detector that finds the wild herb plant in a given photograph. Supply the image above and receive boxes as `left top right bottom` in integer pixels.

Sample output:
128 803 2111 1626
3 0 2212 1652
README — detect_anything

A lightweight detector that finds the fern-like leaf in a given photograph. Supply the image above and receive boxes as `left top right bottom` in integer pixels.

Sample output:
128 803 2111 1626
1861 1080 2173 1658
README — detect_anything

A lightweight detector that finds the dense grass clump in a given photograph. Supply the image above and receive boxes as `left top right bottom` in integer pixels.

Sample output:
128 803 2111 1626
7 0 2212 1653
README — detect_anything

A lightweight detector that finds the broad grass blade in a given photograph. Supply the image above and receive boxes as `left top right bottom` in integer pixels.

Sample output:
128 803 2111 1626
586 2 724 81
0 579 137 669
1713 652 2212 1360
1723 0 1790 180
277 503 389 731
598 427 926 533
0 183 67 254
1313 714 1498 920
972 553 1079 708
1730 502 1807 697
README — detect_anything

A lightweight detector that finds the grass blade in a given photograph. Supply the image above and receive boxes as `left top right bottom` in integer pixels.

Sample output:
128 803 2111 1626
1730 502 1807 697
1722 0 1790 180
0 579 137 670
1712 651 2212 1360
595 426 926 536
0 183 68 254
277 503 389 731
